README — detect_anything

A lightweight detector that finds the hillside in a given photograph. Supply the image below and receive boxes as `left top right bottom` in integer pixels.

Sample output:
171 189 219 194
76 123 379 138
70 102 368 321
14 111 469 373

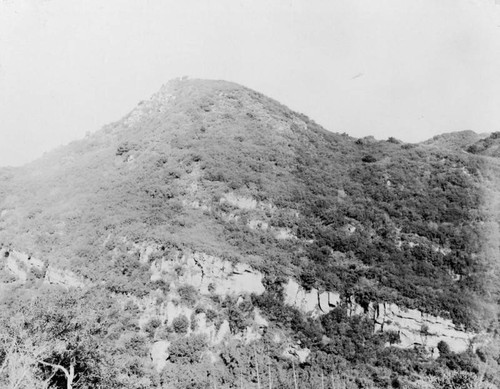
1 78 500 389
465 132 500 158
422 130 484 152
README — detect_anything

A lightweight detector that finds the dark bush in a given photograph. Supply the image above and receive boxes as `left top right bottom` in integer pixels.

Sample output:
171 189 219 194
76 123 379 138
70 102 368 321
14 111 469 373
387 137 401 144
124 334 149 357
227 306 247 334
116 141 134 156
361 155 377 163
144 317 162 338
178 284 198 307
194 306 205 314
172 315 189 334
386 330 401 345
150 279 170 293
437 340 451 356
168 335 207 364
202 310 216 324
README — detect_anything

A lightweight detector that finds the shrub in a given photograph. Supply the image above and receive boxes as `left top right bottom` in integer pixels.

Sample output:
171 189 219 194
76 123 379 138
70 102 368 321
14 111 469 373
437 340 451 356
178 284 198 307
386 330 401 345
161 361 210 389
300 270 317 291
144 317 162 338
168 335 208 364
116 141 134 156
190 313 198 331
205 309 217 322
123 334 149 357
434 371 478 389
466 144 482 154
401 143 415 149
387 137 401 144
194 306 205 315
361 155 377 163
29 266 46 280
227 306 246 334
172 315 189 334
149 279 170 293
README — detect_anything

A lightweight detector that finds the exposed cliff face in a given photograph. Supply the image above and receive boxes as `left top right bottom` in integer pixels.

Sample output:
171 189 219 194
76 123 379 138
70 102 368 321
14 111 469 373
1 79 500 388
0 79 493 332
0 246 84 288
283 278 341 315
149 249 265 297
142 246 480 360
0 242 479 359
282 278 478 355
371 302 475 354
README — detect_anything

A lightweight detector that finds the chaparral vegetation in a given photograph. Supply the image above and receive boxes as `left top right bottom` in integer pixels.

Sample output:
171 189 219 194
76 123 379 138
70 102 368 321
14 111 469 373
1 79 500 388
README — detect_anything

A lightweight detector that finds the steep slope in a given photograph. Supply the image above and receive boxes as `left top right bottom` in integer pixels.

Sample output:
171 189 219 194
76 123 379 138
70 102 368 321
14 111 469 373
1 78 499 388
0 78 492 326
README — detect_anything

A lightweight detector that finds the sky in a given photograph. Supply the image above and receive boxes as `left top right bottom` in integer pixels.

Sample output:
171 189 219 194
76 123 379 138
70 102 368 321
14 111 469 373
1 0 500 167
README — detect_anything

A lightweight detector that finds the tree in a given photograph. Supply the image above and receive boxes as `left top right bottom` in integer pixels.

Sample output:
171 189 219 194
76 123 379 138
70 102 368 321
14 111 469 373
0 333 49 389
0 286 122 388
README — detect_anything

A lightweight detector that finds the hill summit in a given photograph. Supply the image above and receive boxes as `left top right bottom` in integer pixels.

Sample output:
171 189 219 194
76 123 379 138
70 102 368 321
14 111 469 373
1 78 500 388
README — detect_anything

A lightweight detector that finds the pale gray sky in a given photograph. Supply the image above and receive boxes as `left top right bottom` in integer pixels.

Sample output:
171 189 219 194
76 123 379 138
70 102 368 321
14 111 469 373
1 0 500 166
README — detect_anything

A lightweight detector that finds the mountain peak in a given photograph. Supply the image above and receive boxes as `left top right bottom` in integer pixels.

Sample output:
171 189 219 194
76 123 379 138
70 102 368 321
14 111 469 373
146 78 248 111
2 80 500 388
116 78 264 135
157 77 243 94
2 80 499 334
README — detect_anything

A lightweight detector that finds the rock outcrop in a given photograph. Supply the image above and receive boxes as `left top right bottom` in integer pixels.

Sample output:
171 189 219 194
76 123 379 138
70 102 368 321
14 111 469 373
283 278 340 316
0 246 84 288
150 250 265 297
283 277 477 354
44 266 86 288
220 192 258 210
369 302 475 353
283 344 311 363
1 242 479 358
150 340 170 372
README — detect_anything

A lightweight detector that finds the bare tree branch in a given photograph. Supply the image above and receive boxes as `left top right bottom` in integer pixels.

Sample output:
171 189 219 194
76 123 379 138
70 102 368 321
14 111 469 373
38 360 75 389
